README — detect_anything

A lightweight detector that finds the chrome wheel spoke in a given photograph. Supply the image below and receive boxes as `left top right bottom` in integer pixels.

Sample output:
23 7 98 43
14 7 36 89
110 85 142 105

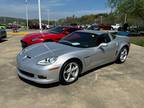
67 63 72 72
64 71 71 81
120 48 128 62
71 66 78 71
71 71 78 78
66 73 71 81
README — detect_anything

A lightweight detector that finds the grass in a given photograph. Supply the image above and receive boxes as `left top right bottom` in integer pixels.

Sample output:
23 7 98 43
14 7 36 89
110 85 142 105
130 36 144 47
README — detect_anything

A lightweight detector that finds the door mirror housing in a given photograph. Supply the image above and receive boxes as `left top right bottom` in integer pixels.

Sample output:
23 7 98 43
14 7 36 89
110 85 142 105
99 43 108 48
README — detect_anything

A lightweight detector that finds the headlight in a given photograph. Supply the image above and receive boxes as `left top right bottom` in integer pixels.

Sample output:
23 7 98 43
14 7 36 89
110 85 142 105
37 57 57 66
31 36 42 42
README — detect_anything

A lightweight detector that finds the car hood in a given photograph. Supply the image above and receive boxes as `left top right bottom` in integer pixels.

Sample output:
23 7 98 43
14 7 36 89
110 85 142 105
21 42 80 59
22 32 57 41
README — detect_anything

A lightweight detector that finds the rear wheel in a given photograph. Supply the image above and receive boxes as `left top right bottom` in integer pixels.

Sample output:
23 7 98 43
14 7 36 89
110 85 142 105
116 47 128 63
60 61 80 85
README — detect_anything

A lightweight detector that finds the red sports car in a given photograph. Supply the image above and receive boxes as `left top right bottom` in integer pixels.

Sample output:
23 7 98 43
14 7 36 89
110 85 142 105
21 26 81 48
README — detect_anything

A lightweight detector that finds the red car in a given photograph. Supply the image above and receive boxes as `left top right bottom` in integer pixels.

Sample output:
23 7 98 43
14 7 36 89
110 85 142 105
21 26 81 48
98 24 112 30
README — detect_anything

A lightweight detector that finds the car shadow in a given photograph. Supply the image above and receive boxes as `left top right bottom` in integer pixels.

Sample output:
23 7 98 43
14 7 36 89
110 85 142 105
19 62 115 88
19 76 60 88
80 62 114 77
0 39 8 43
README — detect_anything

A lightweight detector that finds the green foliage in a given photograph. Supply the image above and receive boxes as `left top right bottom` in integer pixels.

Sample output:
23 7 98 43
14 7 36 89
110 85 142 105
58 13 114 25
130 37 144 47
108 0 144 20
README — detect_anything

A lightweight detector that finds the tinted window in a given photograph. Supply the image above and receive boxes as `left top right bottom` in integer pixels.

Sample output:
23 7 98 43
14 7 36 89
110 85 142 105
96 34 111 46
111 33 117 39
49 27 64 34
59 32 99 48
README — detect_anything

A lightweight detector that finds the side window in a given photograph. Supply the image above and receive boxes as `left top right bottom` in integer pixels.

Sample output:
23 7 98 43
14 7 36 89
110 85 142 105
103 34 111 43
111 33 116 39
97 34 111 46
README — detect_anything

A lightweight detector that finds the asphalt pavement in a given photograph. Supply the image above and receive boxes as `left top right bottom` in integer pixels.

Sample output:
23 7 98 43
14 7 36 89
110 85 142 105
0 33 144 108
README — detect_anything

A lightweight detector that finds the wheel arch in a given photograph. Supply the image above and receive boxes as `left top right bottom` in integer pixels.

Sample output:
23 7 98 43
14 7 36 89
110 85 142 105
59 57 83 84
120 44 130 53
61 58 83 73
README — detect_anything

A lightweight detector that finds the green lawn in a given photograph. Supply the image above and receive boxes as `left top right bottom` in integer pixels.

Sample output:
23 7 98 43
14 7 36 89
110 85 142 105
130 37 144 47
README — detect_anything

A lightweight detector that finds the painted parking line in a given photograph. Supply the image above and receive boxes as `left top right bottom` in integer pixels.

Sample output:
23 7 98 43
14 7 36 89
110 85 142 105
7 32 29 36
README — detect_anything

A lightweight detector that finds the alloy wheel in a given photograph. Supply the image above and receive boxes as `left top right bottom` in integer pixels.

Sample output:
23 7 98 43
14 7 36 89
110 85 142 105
63 62 79 83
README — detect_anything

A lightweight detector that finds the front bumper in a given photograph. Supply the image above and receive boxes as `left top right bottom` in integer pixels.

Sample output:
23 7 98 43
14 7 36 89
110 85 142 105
17 64 60 84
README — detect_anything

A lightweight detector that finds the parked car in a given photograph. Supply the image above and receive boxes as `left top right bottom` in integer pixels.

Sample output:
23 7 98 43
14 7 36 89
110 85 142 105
17 30 130 85
98 24 112 30
0 24 6 29
87 24 112 30
112 24 121 30
87 24 100 30
0 28 7 40
21 26 81 48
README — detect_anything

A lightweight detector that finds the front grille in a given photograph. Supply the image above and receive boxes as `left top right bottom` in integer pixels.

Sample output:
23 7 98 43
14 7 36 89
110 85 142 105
21 40 28 48
19 69 34 78
38 75 47 79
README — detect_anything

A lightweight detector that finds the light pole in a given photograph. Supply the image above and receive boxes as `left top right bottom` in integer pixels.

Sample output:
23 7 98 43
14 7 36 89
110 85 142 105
100 16 103 24
38 0 42 32
25 0 29 30
47 9 50 28
124 14 127 23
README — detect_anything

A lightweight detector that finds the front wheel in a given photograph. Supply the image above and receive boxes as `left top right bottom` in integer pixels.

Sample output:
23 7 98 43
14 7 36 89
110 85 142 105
116 47 128 63
60 61 80 85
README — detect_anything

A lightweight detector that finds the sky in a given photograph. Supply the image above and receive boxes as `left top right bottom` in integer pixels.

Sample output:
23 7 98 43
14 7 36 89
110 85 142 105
0 0 110 20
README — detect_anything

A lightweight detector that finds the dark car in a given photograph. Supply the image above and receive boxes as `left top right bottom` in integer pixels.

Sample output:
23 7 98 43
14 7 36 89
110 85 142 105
87 25 100 30
0 28 7 40
87 24 112 31
21 26 81 48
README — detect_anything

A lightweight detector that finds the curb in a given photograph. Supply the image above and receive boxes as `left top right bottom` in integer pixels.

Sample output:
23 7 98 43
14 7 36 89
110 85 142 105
7 32 29 36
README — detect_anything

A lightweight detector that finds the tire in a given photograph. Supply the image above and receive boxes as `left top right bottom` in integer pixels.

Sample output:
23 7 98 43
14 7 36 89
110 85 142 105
60 61 81 85
116 47 128 63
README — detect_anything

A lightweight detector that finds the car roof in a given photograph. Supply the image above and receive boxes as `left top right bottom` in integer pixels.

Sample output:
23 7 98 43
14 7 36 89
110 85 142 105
76 30 107 35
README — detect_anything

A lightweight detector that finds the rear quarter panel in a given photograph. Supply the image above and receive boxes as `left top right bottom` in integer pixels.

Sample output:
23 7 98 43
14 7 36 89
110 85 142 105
115 35 130 56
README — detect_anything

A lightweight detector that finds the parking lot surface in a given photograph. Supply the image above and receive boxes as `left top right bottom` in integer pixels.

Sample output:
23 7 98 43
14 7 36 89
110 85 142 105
0 33 144 108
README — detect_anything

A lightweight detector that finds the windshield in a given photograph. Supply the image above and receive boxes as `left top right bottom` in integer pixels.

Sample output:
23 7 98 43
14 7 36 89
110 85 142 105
59 32 99 48
48 27 64 34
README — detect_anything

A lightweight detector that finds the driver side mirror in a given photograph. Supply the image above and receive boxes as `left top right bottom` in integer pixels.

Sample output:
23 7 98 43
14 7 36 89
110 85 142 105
98 43 108 48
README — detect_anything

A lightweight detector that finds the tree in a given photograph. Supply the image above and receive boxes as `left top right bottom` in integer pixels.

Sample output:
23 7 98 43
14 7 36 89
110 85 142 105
108 0 144 21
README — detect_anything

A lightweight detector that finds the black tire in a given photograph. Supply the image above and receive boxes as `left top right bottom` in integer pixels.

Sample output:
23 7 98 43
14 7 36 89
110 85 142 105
60 61 81 85
116 47 128 63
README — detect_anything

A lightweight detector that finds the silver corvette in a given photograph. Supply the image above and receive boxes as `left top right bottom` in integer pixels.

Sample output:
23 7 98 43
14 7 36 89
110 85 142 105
17 30 130 85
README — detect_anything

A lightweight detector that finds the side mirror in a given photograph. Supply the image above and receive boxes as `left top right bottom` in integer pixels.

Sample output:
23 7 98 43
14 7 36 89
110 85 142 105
99 43 108 48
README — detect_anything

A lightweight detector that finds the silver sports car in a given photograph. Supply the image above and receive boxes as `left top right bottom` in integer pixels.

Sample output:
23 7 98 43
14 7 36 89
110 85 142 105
17 30 130 85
